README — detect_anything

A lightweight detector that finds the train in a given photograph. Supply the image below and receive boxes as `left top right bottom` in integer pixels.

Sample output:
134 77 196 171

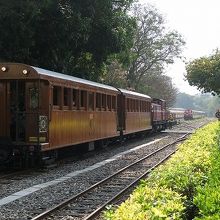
0 63 193 167
169 108 206 121
184 109 206 120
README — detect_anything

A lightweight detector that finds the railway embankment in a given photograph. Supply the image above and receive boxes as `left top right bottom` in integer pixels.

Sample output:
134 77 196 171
103 120 220 220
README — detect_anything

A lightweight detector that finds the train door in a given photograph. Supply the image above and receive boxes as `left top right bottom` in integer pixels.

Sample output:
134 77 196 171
0 80 42 143
9 80 49 143
0 81 9 138
117 93 125 135
26 80 49 144
9 80 27 142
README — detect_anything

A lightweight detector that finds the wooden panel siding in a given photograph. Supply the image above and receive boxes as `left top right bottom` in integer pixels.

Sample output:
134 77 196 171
124 112 152 134
46 110 118 150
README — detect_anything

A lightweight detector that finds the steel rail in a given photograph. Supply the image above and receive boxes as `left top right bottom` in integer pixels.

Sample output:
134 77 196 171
31 133 189 220
84 150 177 220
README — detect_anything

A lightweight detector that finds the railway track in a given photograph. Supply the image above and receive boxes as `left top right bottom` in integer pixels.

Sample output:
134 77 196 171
0 170 30 182
0 169 45 186
31 133 189 220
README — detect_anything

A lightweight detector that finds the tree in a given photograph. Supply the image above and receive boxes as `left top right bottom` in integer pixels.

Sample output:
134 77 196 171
174 92 220 117
185 50 220 95
126 4 185 90
102 59 127 88
174 93 195 109
0 0 136 81
140 74 178 107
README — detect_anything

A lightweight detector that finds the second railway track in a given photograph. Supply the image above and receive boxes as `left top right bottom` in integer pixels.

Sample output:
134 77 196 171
32 133 189 220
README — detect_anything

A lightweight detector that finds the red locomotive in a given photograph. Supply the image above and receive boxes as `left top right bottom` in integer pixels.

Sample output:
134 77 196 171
184 109 193 120
151 98 167 131
0 63 170 167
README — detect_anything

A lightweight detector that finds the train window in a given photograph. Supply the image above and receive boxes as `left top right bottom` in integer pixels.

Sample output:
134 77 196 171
112 96 116 111
133 99 136 112
143 101 146 112
72 89 78 109
101 94 106 110
88 92 94 110
29 88 39 109
136 100 139 112
140 101 143 112
53 86 61 108
127 98 130 112
63 88 69 107
142 101 146 112
129 99 132 112
131 99 135 112
130 99 133 112
96 93 101 110
107 95 111 111
80 90 87 109
147 102 150 112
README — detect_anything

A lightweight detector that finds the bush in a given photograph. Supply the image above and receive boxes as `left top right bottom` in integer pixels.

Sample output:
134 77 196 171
103 121 220 220
103 186 185 220
193 123 220 219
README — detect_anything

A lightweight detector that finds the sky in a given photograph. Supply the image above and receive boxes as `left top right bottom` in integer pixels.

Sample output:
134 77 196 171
139 0 220 95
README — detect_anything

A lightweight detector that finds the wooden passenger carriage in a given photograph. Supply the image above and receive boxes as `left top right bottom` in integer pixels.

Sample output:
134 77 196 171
0 63 119 165
117 89 152 135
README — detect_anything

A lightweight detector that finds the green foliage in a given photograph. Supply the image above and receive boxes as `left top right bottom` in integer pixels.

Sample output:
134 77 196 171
193 124 220 219
146 124 217 218
139 74 178 107
103 186 185 220
126 4 185 91
103 121 220 220
185 50 220 95
0 0 136 81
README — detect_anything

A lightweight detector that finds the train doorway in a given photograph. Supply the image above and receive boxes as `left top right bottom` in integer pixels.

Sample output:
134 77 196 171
9 81 26 142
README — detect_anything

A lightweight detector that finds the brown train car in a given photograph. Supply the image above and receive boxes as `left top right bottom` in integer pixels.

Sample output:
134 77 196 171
117 89 152 135
151 98 167 131
0 63 119 165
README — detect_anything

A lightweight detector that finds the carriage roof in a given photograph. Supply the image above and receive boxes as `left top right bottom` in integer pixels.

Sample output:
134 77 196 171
119 88 151 100
33 66 118 92
0 63 118 92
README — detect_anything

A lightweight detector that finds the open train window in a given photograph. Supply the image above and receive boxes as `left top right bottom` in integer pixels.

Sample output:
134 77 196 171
141 101 145 112
53 86 61 109
101 94 106 111
96 93 101 110
134 100 137 112
107 95 112 111
126 98 130 112
29 87 39 109
80 90 87 109
147 102 150 112
136 100 139 112
72 88 78 109
88 92 94 110
144 101 147 112
131 99 135 112
112 96 116 111
141 101 143 112
63 87 69 108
